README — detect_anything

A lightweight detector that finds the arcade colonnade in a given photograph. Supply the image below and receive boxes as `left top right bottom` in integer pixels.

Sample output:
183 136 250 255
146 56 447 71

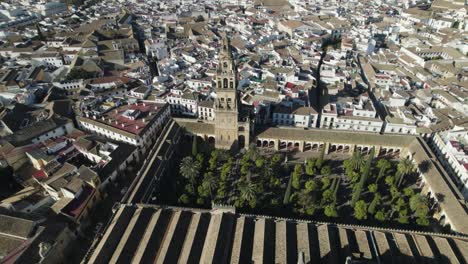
255 137 402 157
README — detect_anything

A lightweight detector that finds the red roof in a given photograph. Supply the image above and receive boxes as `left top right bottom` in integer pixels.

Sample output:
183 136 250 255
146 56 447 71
32 170 47 181
62 185 95 218
449 140 460 151
98 102 163 135
285 82 296 89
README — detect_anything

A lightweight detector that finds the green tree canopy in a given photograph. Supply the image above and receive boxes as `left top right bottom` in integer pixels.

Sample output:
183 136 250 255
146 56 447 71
283 176 293 205
398 208 409 224
403 187 414 197
397 157 414 187
192 137 198 156
239 181 257 208
316 147 325 169
409 194 428 212
368 183 378 193
385 175 395 187
416 217 430 226
376 159 391 181
349 151 365 171
324 203 338 217
66 68 95 80
354 200 368 220
255 158 265 168
368 194 381 215
321 176 331 190
347 171 360 183
375 210 386 221
292 164 303 189
202 171 217 199
305 159 316 176
321 189 335 204
180 156 201 191
178 194 190 204
305 180 318 193
320 165 332 176
297 189 315 215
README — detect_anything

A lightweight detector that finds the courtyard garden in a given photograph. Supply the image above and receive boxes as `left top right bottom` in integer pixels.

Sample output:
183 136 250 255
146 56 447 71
164 138 438 230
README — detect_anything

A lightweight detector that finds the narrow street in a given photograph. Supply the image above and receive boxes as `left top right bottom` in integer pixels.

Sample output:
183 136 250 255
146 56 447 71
68 168 135 263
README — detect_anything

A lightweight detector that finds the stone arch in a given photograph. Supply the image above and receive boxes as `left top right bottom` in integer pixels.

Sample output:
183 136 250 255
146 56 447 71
380 148 387 156
269 141 274 148
263 140 268 147
330 145 337 152
197 135 204 143
223 78 228 88
280 141 287 150
208 136 215 146
294 142 300 150
337 145 343 152
394 149 401 157
344 145 350 153
362 146 369 154
312 144 318 151
257 140 262 147
304 143 311 151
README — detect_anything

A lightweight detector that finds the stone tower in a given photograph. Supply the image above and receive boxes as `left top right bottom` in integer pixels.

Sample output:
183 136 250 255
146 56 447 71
214 34 239 150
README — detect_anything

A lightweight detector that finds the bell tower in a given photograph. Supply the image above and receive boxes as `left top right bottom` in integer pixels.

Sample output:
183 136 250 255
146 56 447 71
214 34 239 150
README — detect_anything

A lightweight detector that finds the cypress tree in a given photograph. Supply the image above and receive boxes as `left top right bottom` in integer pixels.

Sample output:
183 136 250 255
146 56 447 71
316 145 325 169
283 175 293 205
351 147 375 206
192 136 198 156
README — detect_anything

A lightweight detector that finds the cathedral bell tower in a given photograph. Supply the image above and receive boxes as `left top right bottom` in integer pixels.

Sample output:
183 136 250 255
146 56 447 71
214 34 239 150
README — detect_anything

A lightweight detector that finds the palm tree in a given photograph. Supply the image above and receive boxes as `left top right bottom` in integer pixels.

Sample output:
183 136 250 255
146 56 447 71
180 156 201 191
376 159 391 182
264 163 274 178
297 189 314 214
349 151 365 171
203 172 217 199
263 163 276 187
397 157 414 187
239 181 257 206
